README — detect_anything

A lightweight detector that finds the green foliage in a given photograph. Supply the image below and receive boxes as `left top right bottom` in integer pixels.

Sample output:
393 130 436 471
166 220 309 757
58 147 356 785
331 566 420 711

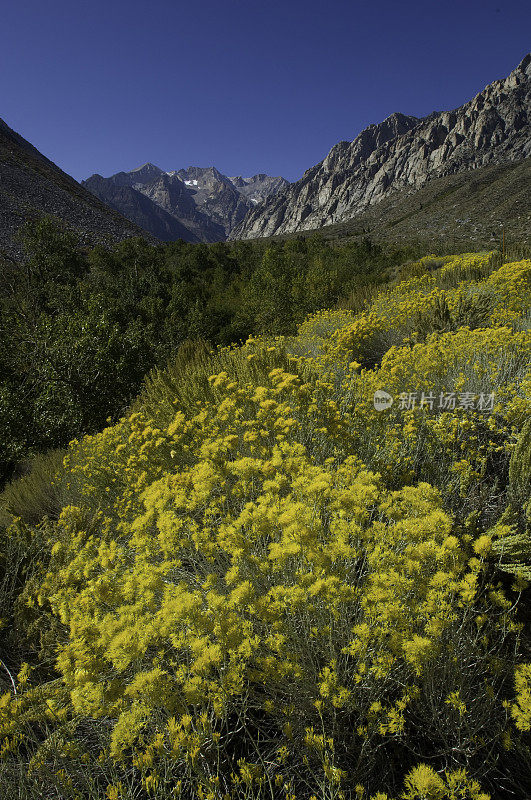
509 416 531 506
0 518 51 699
488 419 531 581
238 237 395 335
412 289 495 337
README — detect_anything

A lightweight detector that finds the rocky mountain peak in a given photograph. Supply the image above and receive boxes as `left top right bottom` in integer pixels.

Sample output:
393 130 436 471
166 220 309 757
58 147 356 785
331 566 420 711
229 173 290 204
508 52 531 83
128 162 165 183
83 162 289 242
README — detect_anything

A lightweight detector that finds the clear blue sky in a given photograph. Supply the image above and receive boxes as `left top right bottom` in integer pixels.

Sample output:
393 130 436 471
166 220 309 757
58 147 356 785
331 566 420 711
1 0 529 182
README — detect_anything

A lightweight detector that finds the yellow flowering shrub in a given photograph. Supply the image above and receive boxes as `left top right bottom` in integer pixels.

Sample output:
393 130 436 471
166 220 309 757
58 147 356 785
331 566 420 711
320 257 530 372
1 355 522 798
322 324 531 522
486 258 531 327
296 308 356 349
2 253 531 799
512 663 531 732
370 763 491 800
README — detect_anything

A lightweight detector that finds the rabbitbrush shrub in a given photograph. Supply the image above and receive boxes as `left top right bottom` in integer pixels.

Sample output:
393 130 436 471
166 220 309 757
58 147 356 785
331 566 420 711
2 254 531 800
0 358 525 799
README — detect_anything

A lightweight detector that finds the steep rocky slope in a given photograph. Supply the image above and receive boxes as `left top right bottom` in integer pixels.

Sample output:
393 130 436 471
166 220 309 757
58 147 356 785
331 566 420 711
83 165 289 242
231 54 531 239
0 117 149 257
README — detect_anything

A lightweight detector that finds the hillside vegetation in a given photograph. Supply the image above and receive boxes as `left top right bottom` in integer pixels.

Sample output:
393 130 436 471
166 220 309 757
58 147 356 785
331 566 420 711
0 249 530 799
0 219 421 486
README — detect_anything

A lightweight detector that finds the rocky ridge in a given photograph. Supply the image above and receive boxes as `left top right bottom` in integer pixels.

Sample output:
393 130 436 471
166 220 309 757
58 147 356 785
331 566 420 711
230 54 531 239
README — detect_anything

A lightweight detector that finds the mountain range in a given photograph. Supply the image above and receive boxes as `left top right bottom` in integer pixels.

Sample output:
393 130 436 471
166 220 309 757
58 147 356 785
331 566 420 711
0 54 529 255
230 53 531 242
82 166 289 243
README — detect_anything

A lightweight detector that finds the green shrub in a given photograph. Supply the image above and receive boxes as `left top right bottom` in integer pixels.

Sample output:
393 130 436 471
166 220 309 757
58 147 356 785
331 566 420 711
509 416 531 506
0 449 67 526
0 519 50 693
412 290 495 337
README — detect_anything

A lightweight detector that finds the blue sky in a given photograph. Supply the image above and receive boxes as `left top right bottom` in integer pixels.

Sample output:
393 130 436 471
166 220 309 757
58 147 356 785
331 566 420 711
1 0 530 182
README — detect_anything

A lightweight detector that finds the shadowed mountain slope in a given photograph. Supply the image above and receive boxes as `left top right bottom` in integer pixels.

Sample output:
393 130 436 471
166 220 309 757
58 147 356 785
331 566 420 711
0 117 151 256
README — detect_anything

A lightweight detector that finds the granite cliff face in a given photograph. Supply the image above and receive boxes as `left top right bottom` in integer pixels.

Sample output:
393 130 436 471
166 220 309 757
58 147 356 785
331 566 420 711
83 165 289 242
0 117 149 257
231 54 531 239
